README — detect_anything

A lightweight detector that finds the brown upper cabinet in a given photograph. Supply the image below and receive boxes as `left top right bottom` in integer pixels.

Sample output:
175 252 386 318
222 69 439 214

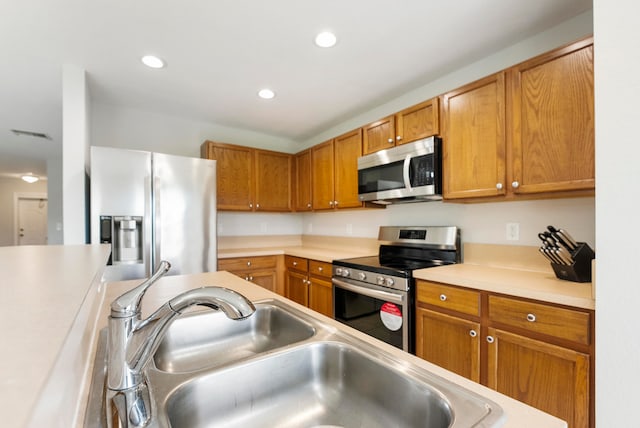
201 140 291 211
363 98 440 155
510 37 594 195
442 36 594 201
311 129 363 210
293 149 312 211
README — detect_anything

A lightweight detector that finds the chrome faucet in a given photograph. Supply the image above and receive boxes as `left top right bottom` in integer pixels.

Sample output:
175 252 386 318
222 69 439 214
105 261 256 428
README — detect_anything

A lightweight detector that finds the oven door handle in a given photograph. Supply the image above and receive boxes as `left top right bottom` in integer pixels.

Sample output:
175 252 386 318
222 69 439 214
402 154 412 191
332 278 404 305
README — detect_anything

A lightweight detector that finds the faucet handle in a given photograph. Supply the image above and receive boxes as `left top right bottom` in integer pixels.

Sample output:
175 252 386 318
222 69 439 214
110 261 171 318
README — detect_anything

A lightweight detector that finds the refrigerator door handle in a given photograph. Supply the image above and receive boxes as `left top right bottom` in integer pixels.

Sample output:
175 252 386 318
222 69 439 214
144 174 154 277
152 174 162 274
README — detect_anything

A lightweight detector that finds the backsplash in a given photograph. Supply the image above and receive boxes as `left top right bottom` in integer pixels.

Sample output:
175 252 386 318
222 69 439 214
218 197 595 248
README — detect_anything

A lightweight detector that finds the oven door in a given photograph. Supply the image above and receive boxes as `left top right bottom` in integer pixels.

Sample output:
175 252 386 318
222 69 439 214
332 277 412 353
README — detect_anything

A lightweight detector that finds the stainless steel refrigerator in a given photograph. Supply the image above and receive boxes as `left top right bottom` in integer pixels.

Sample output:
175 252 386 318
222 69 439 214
90 146 217 281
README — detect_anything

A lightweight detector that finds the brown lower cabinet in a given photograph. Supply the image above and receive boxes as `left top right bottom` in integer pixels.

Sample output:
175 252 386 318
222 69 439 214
218 255 284 295
284 255 333 318
416 280 593 428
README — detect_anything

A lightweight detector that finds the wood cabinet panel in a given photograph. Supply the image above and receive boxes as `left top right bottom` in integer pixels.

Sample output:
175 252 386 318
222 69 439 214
362 115 395 155
442 73 507 199
219 256 279 294
255 150 291 211
285 255 308 272
311 140 335 210
309 260 332 279
204 142 254 210
487 328 590 428
293 149 312 211
396 98 439 145
511 38 594 194
333 129 362 209
416 281 480 316
218 255 277 272
488 295 591 345
308 277 333 318
285 270 309 306
416 308 480 382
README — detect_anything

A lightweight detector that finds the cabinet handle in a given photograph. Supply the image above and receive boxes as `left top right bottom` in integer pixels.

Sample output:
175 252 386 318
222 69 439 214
249 276 254 281
387 138 394 144
396 135 402 141
293 261 297 266
256 204 260 209
512 181 520 189
307 203 312 208
469 330 477 338
334 200 338 207
486 336 495 344
329 201 334 207
496 183 503 190
244 276 249 281
526 313 536 322
318 267 323 272
247 261 251 267
439 294 447 302
249 203 253 209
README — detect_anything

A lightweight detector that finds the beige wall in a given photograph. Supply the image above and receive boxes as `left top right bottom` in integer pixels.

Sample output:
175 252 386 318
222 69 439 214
0 177 48 246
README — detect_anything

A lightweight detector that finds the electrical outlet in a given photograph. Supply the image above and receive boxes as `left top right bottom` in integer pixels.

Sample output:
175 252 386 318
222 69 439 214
506 222 520 241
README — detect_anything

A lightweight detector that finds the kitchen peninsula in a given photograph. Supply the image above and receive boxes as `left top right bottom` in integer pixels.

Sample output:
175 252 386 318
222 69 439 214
1 244 567 428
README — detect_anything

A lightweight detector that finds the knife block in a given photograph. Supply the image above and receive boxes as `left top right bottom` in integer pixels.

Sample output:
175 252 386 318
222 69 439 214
550 242 595 283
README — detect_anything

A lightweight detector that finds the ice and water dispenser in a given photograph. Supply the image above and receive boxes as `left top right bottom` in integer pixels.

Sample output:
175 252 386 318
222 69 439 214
99 215 143 265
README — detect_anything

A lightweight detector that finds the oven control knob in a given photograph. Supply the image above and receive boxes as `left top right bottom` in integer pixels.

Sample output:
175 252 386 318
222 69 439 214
357 272 367 281
385 277 395 287
341 269 351 277
377 276 385 285
335 268 343 276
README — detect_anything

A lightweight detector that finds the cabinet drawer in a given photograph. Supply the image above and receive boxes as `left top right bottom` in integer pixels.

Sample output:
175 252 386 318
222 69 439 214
285 255 308 272
488 295 591 345
417 281 480 317
218 255 277 272
309 260 332 279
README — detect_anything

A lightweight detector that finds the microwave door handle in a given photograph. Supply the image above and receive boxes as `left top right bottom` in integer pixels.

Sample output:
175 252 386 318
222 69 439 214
402 155 412 191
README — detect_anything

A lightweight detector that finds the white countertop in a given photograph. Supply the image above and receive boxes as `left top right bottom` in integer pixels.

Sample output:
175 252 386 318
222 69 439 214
0 244 110 428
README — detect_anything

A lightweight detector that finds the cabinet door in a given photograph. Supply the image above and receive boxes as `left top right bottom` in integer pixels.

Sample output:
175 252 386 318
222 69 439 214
285 270 309 306
246 269 277 293
206 142 254 210
396 98 440 145
510 38 594 194
308 277 333 318
333 129 362 209
442 73 507 199
294 149 312 211
255 150 291 211
311 140 335 210
415 308 481 382
487 328 590 428
362 115 395 155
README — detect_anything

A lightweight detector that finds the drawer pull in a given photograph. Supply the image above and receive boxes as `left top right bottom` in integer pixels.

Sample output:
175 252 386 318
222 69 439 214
526 313 536 322
486 336 495 344
318 267 323 272
247 261 251 267
293 261 297 266
439 294 447 302
469 330 477 338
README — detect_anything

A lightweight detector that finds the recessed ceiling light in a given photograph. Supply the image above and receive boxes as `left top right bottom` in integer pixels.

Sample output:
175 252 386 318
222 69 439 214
315 31 337 48
258 89 275 99
21 173 39 184
141 55 165 69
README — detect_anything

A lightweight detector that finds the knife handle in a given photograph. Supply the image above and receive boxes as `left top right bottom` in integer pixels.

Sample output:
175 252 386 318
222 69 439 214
558 229 578 249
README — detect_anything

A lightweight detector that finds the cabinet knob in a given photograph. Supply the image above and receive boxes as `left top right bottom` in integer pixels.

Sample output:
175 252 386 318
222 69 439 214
526 313 536 322
256 203 260 209
249 276 254 281
293 261 297 266
439 294 447 302
396 135 402 141
249 203 253 209
512 181 520 189
469 330 477 338
307 203 312 208
334 200 338 207
318 266 323 272
329 201 334 207
388 138 394 144
244 276 249 281
486 336 495 344
496 183 503 190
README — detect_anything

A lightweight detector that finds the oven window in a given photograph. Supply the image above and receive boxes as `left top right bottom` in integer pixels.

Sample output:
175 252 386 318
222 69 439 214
358 160 404 194
334 285 404 350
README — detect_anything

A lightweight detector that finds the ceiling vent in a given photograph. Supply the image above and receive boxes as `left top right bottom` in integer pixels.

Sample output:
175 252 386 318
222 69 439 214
11 129 52 140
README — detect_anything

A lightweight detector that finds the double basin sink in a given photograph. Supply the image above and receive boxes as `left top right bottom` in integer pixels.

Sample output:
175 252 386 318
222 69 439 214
86 299 505 427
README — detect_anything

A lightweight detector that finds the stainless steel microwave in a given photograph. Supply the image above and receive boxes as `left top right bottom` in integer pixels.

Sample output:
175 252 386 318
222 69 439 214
357 136 442 204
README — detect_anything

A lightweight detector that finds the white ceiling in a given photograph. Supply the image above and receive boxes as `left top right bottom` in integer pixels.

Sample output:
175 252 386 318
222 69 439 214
0 0 592 179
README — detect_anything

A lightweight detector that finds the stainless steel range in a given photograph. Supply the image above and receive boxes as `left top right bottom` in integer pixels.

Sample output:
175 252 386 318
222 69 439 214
332 226 461 353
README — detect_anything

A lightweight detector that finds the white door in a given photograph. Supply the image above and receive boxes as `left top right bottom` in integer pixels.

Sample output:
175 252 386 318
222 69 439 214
17 196 48 245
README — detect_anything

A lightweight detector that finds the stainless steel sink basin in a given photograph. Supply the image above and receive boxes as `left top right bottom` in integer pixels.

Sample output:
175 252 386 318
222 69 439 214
161 341 500 428
153 300 316 373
